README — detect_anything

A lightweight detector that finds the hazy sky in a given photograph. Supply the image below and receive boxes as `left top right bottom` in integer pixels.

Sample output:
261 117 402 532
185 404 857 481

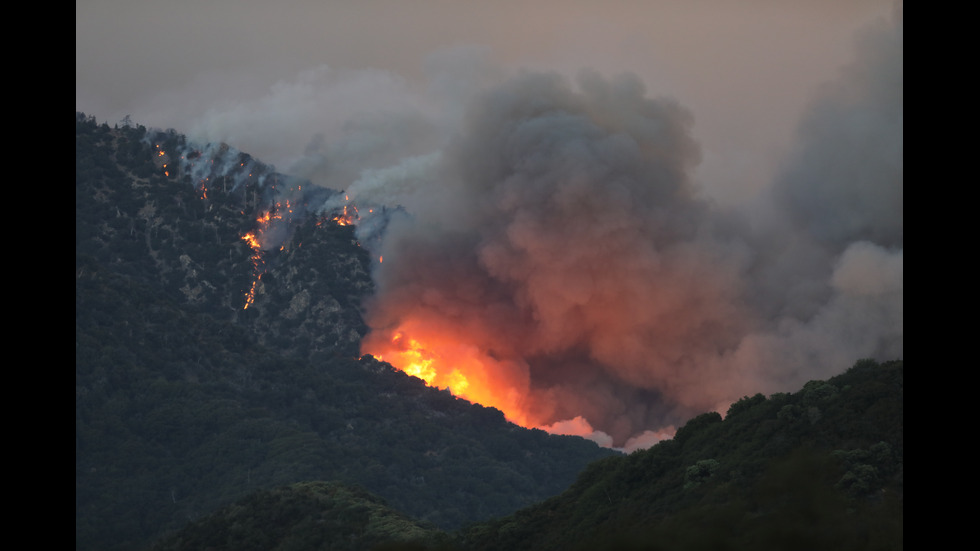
76 0 896 204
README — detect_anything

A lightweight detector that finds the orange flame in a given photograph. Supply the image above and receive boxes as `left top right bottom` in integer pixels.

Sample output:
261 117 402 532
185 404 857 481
240 208 280 309
155 145 170 177
243 271 261 309
365 326 533 428
242 231 261 250
241 229 263 309
332 204 359 226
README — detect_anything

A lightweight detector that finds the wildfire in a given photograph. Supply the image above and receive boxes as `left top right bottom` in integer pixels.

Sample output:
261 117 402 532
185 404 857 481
154 145 170 177
393 336 439 382
241 228 264 310
243 269 262 309
240 208 281 309
242 231 261 250
332 204 359 226
366 328 532 428
377 333 475 395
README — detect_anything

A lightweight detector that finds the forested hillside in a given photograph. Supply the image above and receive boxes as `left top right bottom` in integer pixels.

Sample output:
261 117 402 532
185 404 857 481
76 113 902 551
457 358 903 550
151 359 903 550
150 481 452 551
75 113 618 551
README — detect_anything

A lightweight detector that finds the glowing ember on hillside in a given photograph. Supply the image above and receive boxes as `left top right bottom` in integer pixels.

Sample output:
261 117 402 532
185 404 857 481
153 144 171 177
242 232 261 250
332 204 359 226
240 190 377 308
241 226 265 310
240 208 284 309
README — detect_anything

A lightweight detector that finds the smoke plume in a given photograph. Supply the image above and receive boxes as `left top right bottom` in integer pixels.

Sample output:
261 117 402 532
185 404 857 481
112 7 902 450
350 12 902 449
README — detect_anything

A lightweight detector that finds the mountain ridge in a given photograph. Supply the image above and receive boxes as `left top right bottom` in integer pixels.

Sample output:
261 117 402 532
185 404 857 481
147 358 903 550
76 113 619 550
77 113 901 550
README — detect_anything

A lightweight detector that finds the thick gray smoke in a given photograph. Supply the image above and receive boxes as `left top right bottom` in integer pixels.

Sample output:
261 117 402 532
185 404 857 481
139 10 902 450
360 69 753 442
773 15 903 251
348 12 902 449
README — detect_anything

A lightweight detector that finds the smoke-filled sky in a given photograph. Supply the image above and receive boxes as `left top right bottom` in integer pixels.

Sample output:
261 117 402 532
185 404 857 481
77 0 902 450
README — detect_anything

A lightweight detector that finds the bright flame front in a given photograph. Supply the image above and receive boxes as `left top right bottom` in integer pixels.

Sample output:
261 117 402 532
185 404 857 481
365 327 533 428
